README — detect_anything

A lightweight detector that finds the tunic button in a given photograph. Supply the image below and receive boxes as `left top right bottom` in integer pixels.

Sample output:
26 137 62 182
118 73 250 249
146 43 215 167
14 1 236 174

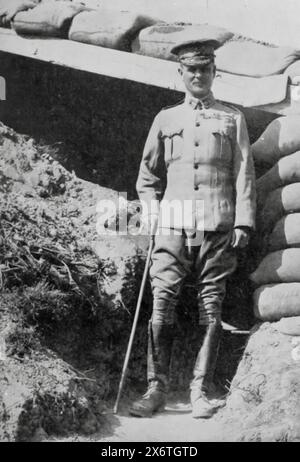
194 185 199 191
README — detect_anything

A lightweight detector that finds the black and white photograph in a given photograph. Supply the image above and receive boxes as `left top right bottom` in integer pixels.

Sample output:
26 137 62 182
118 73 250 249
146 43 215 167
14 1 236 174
0 0 300 444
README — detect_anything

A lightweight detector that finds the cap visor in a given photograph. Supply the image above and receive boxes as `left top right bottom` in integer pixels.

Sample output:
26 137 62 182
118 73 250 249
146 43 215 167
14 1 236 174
180 56 214 66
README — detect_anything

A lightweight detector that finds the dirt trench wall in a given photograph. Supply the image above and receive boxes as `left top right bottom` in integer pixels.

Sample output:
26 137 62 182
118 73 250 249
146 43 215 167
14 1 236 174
221 322 300 442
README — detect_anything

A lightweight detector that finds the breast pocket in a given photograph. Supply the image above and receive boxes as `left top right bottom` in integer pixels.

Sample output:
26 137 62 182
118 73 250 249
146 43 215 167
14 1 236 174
162 128 184 163
206 118 235 162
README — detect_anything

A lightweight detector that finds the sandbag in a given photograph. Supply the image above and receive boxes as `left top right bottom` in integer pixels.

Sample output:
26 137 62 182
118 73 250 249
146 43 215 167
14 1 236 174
257 151 300 200
251 116 300 167
254 283 300 321
12 1 85 38
132 23 233 61
259 183 300 233
69 9 160 51
0 0 38 27
268 214 300 251
250 248 300 285
275 316 300 336
215 41 300 78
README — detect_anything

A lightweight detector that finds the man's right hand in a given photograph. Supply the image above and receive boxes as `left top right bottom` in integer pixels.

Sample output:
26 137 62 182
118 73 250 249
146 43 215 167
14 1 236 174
140 213 159 236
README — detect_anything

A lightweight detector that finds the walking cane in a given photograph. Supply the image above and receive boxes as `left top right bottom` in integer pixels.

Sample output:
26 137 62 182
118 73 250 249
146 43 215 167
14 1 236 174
113 234 155 414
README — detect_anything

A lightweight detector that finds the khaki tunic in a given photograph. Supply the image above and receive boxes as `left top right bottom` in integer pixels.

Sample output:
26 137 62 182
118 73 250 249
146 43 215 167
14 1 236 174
136 93 256 232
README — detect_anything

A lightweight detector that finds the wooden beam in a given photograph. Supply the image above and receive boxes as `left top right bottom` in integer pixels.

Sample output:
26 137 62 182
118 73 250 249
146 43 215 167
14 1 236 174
1 27 300 115
0 28 185 91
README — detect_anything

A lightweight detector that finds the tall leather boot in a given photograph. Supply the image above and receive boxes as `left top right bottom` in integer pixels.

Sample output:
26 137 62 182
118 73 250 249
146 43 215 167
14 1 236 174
190 320 225 419
129 321 174 418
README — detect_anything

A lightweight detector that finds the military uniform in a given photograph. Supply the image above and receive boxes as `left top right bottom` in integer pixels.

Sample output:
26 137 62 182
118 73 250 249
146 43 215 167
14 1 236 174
130 38 256 419
137 92 255 325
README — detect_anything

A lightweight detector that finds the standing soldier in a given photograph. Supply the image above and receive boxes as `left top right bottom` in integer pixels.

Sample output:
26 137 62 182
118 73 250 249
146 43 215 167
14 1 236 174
130 37 256 419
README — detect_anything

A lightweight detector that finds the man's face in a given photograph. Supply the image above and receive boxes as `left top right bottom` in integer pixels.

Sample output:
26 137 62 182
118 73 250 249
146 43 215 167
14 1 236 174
178 62 216 99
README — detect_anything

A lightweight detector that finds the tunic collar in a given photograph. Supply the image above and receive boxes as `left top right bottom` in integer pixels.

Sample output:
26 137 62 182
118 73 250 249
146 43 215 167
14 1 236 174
185 91 215 110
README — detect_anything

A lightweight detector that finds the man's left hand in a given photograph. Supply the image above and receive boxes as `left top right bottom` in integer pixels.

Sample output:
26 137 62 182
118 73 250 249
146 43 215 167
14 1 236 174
231 228 250 248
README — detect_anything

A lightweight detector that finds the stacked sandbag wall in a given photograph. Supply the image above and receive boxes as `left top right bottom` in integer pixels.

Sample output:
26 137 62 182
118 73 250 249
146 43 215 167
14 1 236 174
11 0 87 38
250 115 300 331
2 1 300 80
